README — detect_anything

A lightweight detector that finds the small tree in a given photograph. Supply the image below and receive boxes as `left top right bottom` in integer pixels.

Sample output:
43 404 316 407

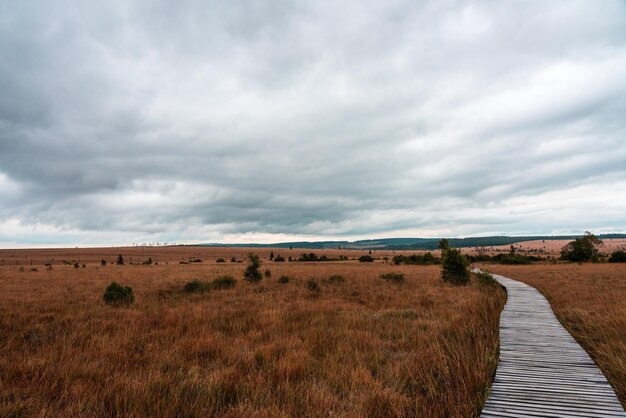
244 253 262 282
441 247 469 285
101 259 107 266
560 232 603 262
116 254 124 265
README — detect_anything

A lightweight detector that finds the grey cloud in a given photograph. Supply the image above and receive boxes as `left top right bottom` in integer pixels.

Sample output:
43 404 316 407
1 0 626 245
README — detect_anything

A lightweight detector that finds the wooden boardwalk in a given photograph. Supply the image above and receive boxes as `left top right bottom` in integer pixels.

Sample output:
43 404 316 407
481 273 626 418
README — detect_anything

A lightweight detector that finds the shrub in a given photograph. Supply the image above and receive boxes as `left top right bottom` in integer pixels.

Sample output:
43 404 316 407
359 255 374 262
73 262 79 268
498 255 532 265
380 272 405 283
393 252 439 265
269 252 274 260
560 232 603 262
609 250 626 263
307 280 320 292
298 253 319 262
296 253 336 262
264 268 271 278
244 253 262 282
474 271 498 287
183 280 210 293
189 258 202 263
116 254 124 265
273 255 285 262
278 275 290 284
328 274 345 283
143 257 153 265
230 257 237 263
216 258 226 263
441 248 469 285
212 275 236 290
101 259 107 266
103 282 135 306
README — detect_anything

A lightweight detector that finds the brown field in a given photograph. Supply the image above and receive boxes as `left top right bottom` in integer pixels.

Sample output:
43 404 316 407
0 246 436 267
479 263 626 408
482 238 626 256
0 247 504 417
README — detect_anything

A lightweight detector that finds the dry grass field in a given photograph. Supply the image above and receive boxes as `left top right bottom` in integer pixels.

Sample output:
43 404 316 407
0 247 504 417
480 263 626 408
485 238 626 256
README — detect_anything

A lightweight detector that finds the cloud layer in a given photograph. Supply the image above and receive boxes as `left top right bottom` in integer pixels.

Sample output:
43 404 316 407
1 0 626 246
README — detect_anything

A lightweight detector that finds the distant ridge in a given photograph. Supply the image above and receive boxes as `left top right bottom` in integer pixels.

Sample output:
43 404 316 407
195 234 626 251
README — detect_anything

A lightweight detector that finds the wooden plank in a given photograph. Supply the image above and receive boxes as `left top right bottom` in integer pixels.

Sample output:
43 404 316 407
478 271 626 417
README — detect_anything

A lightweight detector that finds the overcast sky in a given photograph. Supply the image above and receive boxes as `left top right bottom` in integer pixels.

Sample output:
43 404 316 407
1 1 626 247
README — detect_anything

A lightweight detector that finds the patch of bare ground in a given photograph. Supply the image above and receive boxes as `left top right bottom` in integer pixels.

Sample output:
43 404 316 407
480 263 626 409
0 252 504 417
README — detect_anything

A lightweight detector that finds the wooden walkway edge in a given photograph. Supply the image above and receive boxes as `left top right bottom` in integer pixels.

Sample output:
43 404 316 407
479 272 626 417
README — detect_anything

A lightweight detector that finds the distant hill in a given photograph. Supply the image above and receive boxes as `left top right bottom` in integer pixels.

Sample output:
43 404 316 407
195 234 626 250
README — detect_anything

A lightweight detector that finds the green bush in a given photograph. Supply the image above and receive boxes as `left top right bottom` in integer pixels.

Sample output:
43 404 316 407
116 254 124 265
306 280 320 292
358 255 374 262
608 250 626 263
264 268 271 278
296 253 337 262
216 258 226 263
273 255 285 262
103 282 135 306
327 274 345 283
380 272 404 283
244 253 262 282
278 275 290 284
441 248 469 285
212 275 236 289
474 271 498 287
298 253 319 262
393 252 439 265
183 280 210 293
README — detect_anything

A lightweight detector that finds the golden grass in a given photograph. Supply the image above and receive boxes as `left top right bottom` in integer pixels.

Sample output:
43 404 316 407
0 251 504 418
481 263 626 409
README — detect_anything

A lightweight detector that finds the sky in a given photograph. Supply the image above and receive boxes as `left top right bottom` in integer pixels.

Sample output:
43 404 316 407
1 1 626 248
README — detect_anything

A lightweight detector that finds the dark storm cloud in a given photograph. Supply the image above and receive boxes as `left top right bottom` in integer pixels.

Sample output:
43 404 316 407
1 0 626 246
